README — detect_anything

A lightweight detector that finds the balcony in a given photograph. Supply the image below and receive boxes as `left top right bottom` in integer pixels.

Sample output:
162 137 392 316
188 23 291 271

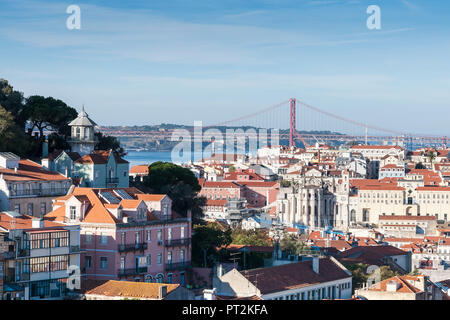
165 261 191 271
9 187 69 198
106 177 119 185
117 267 148 277
70 245 83 253
117 243 148 253
165 238 191 247
3 251 16 259
17 249 30 258
4 272 30 283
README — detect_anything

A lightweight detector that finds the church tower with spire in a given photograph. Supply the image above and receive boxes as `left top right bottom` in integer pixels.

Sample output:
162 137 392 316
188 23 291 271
68 105 97 156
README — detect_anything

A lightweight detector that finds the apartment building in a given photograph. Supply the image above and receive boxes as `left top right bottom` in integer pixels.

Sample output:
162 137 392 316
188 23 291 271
0 211 81 300
45 187 191 286
355 275 446 300
0 152 72 217
379 215 437 237
212 257 353 300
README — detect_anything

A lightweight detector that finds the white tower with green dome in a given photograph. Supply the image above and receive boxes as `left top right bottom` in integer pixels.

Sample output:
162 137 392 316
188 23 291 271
68 105 97 156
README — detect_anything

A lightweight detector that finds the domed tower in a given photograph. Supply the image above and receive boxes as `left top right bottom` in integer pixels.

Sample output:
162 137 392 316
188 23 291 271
68 105 97 156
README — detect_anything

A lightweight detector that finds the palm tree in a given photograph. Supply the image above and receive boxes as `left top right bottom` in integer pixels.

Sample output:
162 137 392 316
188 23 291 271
427 150 436 167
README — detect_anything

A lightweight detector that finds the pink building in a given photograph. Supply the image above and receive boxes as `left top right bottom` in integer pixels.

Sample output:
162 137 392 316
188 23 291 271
45 187 191 286
199 180 279 208
199 181 244 200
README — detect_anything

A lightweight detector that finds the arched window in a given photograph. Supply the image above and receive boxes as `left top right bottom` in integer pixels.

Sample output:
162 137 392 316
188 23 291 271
156 273 164 283
145 275 153 283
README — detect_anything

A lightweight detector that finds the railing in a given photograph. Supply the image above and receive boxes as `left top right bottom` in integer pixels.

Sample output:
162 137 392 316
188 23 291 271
117 243 148 252
4 272 30 283
165 238 191 247
17 249 30 257
165 261 191 271
3 251 16 259
9 187 69 198
117 267 148 277
68 137 96 143
70 245 82 253
106 178 119 184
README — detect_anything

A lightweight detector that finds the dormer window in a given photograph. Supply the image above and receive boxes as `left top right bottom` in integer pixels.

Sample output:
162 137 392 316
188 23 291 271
70 206 76 220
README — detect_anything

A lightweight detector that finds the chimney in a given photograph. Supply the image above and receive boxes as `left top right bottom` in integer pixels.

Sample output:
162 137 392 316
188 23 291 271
312 256 319 274
187 209 192 221
216 264 223 278
159 285 167 299
42 140 48 158
203 288 216 301
32 218 45 229
386 280 400 292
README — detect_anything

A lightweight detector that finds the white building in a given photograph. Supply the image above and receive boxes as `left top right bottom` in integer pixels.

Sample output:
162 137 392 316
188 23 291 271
212 257 353 300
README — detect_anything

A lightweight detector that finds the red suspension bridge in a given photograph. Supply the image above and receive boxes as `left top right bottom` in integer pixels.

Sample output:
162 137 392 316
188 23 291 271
99 98 448 150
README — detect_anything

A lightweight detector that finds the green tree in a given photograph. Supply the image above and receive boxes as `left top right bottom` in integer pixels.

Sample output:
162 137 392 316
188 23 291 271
94 132 125 156
280 233 308 255
0 79 26 127
231 228 272 246
427 150 436 166
344 263 401 293
192 222 232 267
0 106 34 156
141 161 203 221
415 162 426 169
23 95 77 138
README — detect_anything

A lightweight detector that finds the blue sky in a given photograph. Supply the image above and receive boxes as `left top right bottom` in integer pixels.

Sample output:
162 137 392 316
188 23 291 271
0 0 449 135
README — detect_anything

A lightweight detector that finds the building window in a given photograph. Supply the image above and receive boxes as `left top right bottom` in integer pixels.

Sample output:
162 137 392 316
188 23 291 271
146 230 151 242
157 253 162 265
100 257 107 269
27 203 33 216
101 233 108 245
85 232 92 244
167 273 173 284
40 202 46 215
135 232 140 244
157 229 162 242
167 251 172 264
14 204 20 213
85 256 92 269
156 274 164 283
147 254 151 266
70 206 76 220
180 250 185 263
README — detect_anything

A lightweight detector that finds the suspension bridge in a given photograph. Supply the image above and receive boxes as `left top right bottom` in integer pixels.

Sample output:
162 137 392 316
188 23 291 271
99 98 448 150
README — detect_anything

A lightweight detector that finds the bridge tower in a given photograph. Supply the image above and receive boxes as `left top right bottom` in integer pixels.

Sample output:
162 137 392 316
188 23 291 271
289 98 296 148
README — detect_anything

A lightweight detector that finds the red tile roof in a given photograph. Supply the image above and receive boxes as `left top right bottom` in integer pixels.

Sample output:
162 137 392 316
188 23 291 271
0 159 70 182
0 212 64 231
240 257 351 294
